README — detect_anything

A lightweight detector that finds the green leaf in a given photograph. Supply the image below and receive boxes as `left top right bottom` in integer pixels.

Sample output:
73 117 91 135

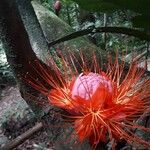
72 0 119 12
72 0 150 31
72 0 150 14
112 0 150 14
132 15 150 30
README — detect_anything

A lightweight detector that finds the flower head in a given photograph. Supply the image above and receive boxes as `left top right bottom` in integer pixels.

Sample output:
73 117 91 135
26 51 150 149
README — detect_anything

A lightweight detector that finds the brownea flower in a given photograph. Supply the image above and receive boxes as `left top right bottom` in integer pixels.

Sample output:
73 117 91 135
26 51 150 149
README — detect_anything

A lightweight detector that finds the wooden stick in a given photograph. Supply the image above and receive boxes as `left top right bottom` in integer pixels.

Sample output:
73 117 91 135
0 122 43 150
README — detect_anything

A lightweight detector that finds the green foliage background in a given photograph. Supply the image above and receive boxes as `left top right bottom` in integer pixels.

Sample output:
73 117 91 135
73 0 150 31
39 0 149 51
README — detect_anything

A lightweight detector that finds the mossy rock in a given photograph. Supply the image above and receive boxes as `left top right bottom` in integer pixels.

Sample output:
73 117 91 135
32 1 105 60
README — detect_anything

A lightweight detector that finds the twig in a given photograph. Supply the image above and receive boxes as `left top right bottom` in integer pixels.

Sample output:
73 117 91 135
133 50 149 62
0 122 43 150
48 27 150 47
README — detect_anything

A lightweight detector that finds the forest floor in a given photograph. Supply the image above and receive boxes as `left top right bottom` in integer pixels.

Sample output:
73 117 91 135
0 85 53 150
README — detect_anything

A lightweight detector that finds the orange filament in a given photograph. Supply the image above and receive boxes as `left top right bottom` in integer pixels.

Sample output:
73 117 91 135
25 52 150 149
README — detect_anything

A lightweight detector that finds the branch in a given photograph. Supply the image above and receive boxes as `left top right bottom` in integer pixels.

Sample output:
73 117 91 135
48 27 150 47
0 122 43 150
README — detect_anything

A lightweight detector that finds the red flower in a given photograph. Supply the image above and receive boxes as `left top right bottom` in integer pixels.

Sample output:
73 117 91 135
26 52 150 149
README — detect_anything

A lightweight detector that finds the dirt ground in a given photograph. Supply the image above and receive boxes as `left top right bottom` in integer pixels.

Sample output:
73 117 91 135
0 85 53 150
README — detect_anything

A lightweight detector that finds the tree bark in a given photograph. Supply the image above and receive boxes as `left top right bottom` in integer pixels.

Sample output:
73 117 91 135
0 0 50 116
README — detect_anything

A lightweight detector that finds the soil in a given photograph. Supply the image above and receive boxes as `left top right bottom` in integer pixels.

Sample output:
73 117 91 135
0 85 53 150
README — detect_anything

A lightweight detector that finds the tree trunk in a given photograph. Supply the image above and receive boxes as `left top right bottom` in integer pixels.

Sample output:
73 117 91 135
0 0 68 146
0 0 50 116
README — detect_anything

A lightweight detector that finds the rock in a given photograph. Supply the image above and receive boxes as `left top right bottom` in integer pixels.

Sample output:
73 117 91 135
32 1 105 61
